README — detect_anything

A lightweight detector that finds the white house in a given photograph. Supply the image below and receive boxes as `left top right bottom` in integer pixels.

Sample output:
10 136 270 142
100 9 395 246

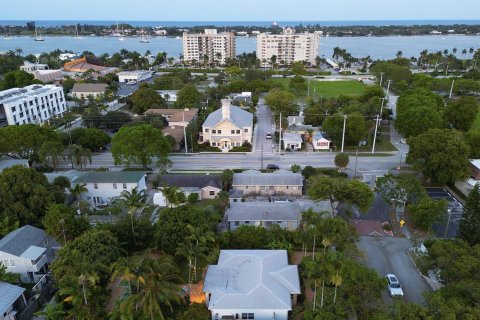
232 170 303 196
0 84 67 126
153 174 222 207
71 83 108 99
0 282 27 320
287 115 304 127
73 171 147 206
282 133 303 151
117 70 153 83
201 99 253 151
227 202 302 230
0 225 60 283
20 61 48 72
203 250 301 320
312 132 331 150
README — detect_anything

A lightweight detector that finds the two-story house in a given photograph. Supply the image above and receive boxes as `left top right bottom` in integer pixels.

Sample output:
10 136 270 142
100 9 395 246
232 170 303 196
74 171 147 206
0 225 60 283
203 250 301 320
0 282 27 320
201 99 253 151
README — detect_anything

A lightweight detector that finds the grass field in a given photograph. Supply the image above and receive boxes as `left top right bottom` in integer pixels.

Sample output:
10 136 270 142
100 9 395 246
271 78 365 98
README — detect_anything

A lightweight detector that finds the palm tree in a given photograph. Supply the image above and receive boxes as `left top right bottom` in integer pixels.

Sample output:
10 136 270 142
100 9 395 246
77 272 99 305
186 225 215 281
160 185 183 208
396 50 403 58
118 187 147 244
34 303 66 320
111 256 140 296
69 183 88 202
15 47 23 56
39 140 65 171
176 240 194 295
330 270 342 304
304 257 321 310
66 144 92 170
120 256 182 320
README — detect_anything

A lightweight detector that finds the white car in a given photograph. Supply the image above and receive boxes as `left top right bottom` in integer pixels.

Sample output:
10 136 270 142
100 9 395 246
266 132 272 139
127 80 137 85
386 274 404 297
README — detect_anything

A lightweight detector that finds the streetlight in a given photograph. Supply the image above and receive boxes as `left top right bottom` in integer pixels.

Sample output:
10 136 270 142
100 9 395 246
371 114 380 155
341 115 347 153
444 208 452 238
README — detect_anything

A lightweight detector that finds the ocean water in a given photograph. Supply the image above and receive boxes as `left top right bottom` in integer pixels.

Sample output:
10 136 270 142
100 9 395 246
1 20 480 27
1 34 478 60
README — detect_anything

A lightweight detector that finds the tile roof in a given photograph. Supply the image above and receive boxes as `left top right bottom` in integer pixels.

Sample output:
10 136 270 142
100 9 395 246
0 282 25 316
146 108 198 124
0 225 47 256
233 170 303 186
158 174 222 189
72 83 108 93
162 126 185 143
203 250 300 310
227 202 302 221
74 171 146 184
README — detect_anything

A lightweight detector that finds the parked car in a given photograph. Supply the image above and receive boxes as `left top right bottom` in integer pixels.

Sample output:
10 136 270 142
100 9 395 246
127 80 137 85
266 132 272 139
266 164 280 170
386 274 404 297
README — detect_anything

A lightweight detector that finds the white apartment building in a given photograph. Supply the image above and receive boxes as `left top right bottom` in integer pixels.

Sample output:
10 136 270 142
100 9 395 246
0 84 67 126
256 27 320 66
183 29 235 65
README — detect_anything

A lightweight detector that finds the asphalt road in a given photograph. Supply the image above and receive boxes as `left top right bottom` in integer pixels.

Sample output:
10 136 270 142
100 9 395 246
358 236 430 305
252 101 275 154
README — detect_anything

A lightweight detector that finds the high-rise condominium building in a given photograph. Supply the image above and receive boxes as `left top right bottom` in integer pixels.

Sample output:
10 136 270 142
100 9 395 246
0 84 67 126
256 28 320 66
183 29 235 66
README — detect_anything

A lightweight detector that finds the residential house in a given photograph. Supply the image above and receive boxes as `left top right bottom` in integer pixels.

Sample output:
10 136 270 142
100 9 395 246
0 282 27 320
287 115 304 127
282 133 303 150
470 159 480 180
455 159 480 195
227 202 302 230
20 61 63 83
145 108 198 127
312 132 331 151
232 170 303 196
287 124 319 135
0 225 60 283
153 174 222 207
201 99 253 151
203 250 301 320
229 189 244 205
162 125 185 151
74 171 147 206
20 61 48 72
71 83 108 99
117 70 153 83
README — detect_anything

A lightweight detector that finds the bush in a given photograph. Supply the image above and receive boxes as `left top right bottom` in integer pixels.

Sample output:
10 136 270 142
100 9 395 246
197 143 221 152
230 142 252 152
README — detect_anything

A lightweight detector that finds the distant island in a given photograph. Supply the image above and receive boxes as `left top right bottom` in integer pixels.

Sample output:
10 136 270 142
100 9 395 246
2 21 480 37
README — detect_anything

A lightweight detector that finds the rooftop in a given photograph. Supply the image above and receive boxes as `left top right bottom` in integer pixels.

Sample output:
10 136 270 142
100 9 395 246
470 159 480 169
74 171 146 184
0 225 48 257
228 202 301 222
233 170 303 186
0 282 25 316
313 131 330 140
145 108 198 124
72 83 108 93
203 100 253 129
157 174 221 189
0 85 60 104
203 250 300 310
282 132 303 144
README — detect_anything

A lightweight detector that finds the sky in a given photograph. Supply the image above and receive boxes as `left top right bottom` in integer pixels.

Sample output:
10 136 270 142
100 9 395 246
1 0 479 21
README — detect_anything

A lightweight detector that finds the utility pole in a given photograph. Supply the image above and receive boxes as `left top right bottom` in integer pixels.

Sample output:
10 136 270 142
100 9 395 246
444 209 452 238
341 115 347 152
449 79 455 99
372 114 380 154
183 112 188 154
379 73 383 86
307 78 311 97
354 147 359 178
386 79 391 97
278 112 282 153
380 97 386 118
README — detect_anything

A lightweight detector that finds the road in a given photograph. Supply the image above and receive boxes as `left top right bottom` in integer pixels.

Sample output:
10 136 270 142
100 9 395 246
252 101 275 154
358 236 430 304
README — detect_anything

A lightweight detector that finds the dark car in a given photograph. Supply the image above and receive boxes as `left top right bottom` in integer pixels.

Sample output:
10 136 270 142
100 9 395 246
266 164 280 170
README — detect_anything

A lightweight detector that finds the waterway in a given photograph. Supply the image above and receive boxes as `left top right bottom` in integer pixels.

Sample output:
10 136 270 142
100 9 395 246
0 34 478 60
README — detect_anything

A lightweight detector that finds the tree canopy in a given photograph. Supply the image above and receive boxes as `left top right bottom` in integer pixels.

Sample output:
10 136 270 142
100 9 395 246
128 87 167 114
42 204 90 244
444 96 479 131
264 89 298 115
457 184 480 246
174 84 203 109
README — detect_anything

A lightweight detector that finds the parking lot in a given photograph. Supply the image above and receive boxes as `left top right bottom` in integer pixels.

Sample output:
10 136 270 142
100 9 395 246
426 188 463 238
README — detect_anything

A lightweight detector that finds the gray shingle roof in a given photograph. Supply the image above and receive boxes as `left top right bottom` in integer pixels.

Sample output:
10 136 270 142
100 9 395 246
158 174 222 189
203 105 253 128
233 170 303 186
0 225 47 256
227 202 301 221
72 83 108 93
74 171 146 184
0 282 25 316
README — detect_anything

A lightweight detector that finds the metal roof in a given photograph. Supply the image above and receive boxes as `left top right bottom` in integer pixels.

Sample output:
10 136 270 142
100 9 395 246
203 103 253 128
0 282 25 316
74 171 146 184
158 174 222 189
233 170 303 186
203 250 300 310
227 202 301 222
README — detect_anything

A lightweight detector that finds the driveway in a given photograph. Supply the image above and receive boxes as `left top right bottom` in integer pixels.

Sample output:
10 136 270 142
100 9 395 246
358 236 430 305
252 102 275 154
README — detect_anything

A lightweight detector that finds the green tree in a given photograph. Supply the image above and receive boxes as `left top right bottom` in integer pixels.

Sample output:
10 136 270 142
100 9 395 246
174 84 203 109
0 165 55 232
66 144 92 170
308 176 374 214
220 169 233 190
291 164 301 173
2 70 40 89
119 256 183 320
128 87 167 114
464 129 480 158
334 153 349 170
0 263 18 284
345 112 368 145
457 184 480 246
264 89 297 115
76 128 111 151
291 61 307 75
116 187 147 244
34 303 67 320
375 173 427 206
409 198 447 234
406 129 470 184
322 113 345 146
39 140 65 171
42 204 90 244
176 303 210 320
111 124 171 168
160 185 185 208
69 183 88 202
444 96 479 131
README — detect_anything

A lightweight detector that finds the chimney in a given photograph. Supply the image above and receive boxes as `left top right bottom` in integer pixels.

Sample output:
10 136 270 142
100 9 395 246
221 99 231 119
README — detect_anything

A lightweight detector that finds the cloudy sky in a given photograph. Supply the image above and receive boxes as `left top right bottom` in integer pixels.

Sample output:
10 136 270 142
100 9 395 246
1 0 479 21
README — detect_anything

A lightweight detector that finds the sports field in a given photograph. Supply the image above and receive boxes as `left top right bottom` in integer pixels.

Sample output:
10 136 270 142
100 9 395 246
272 78 365 98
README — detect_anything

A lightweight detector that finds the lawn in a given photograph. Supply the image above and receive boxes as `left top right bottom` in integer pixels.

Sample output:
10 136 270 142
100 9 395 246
271 78 365 98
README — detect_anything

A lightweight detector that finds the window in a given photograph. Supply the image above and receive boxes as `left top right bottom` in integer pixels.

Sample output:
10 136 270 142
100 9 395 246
123 183 127 189
231 130 235 134
260 186 266 190
236 130 240 134
244 128 248 133
234 221 240 226
9 260 15 267
212 130 216 134
209 191 215 196
217 130 222 134
269 186 274 190
113 183 117 189
244 221 250 224
241 314 254 319
94 183 98 189
3 259 9 267
205 128 209 132
212 142 217 146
